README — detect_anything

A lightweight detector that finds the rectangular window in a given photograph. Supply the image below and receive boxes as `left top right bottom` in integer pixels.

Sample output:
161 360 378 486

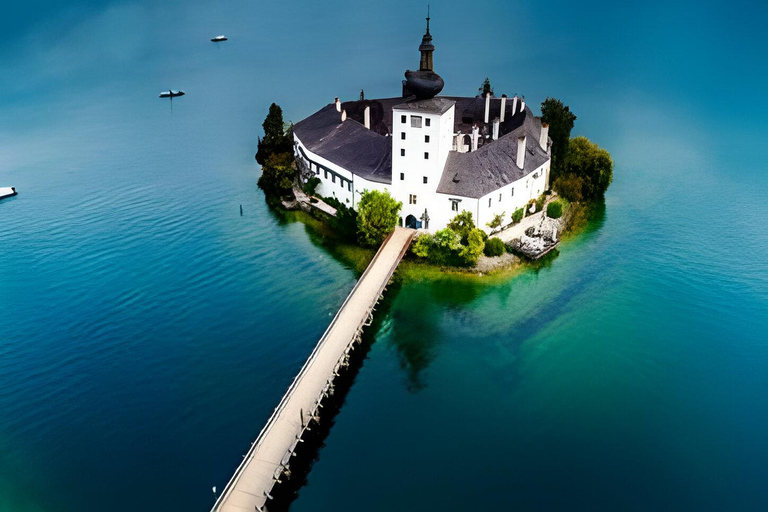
425 118 431 127
324 170 328 179
424 152 429 160
348 182 352 191
511 187 514 196
409 194 417 205
451 200 459 211
401 115 406 123
401 132 406 140
499 193 502 202
401 149 405 157
400 173 404 180
489 198 492 207
423 176 428 184
411 116 422 128
425 135 430 143
332 174 336 183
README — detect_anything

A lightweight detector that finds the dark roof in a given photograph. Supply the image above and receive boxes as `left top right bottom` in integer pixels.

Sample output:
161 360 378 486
293 104 393 184
436 111 550 198
293 95 550 192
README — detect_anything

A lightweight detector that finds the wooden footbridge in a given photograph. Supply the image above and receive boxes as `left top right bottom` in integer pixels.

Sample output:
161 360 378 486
212 227 415 512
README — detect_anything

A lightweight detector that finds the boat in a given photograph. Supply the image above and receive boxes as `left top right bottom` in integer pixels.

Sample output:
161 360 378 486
211 35 228 42
159 90 185 98
0 186 17 200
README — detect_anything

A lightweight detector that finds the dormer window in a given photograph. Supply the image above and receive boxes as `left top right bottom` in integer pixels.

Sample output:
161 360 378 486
411 116 423 128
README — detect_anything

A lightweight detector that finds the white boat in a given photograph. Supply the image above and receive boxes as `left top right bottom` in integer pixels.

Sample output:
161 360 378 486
211 35 228 42
0 186 17 200
159 90 185 98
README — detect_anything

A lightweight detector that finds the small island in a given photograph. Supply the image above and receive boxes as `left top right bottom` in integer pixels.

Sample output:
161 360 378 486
255 16 613 275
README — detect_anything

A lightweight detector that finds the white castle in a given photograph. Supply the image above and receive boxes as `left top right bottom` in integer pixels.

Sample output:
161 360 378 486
293 15 551 233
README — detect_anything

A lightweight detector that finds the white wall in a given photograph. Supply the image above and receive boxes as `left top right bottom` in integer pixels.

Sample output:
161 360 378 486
476 161 549 232
391 104 455 227
295 138 356 206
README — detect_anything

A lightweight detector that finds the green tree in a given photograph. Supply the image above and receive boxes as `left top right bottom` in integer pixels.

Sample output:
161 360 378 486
486 212 505 234
356 190 402 246
459 228 485 266
512 208 524 223
257 152 296 196
447 210 476 243
478 77 494 97
256 103 294 165
541 97 577 182
562 136 613 200
552 174 584 202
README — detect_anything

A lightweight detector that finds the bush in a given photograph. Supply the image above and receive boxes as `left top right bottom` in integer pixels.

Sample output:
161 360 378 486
553 174 584 202
257 152 296 196
459 228 485 266
546 200 563 219
535 195 547 212
411 228 464 266
304 176 321 196
483 237 505 257
447 210 476 243
356 190 402 246
512 208 524 223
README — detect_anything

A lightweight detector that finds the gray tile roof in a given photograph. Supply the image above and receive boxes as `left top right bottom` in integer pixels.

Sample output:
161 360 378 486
436 112 550 198
293 104 393 184
293 96 550 192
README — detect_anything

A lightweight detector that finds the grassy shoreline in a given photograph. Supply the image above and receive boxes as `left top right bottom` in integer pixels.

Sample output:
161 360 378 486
272 200 606 284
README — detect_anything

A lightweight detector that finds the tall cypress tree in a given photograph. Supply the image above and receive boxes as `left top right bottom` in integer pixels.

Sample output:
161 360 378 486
541 97 577 182
255 103 293 165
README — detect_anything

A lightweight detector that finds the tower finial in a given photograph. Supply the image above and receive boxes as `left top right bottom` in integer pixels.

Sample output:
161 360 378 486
426 5 430 35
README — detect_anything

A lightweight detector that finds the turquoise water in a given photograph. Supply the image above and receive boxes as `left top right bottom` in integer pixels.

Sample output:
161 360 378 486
2 0 768 510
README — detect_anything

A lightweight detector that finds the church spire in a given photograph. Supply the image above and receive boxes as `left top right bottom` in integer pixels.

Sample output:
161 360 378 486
419 5 435 71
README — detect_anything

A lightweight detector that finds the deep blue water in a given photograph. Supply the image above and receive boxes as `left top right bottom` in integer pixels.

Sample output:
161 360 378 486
1 0 768 510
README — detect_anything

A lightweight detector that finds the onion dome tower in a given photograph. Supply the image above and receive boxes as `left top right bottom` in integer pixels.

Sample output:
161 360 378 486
403 8 445 100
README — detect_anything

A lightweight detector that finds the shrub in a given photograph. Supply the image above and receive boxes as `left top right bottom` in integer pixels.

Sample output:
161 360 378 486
512 208 524 223
411 233 433 258
459 228 485 266
535 195 547 212
257 152 296 196
553 174 584 202
547 200 563 219
304 176 321 196
483 237 505 257
486 212 505 234
356 190 402 246
447 210 476 243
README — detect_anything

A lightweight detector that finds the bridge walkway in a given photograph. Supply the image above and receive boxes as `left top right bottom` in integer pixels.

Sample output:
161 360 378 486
213 227 415 512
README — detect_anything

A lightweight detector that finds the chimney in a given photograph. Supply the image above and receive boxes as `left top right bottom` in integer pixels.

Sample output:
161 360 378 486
500 95 507 123
512 96 519 116
520 96 526 113
334 97 341 112
539 122 549 150
517 135 527 169
364 105 371 129
484 92 491 124
472 125 480 152
492 118 500 140
341 109 347 122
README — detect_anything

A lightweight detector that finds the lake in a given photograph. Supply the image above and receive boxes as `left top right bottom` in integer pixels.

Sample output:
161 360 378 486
1 0 767 510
